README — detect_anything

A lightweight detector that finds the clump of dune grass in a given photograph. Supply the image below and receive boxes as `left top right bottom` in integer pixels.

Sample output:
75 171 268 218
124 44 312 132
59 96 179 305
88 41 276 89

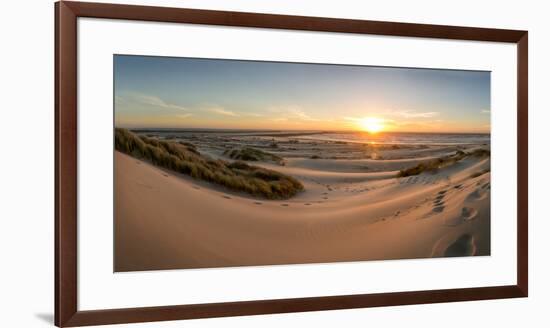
470 167 491 178
115 128 303 199
469 148 491 157
223 147 284 165
177 141 199 154
398 149 490 178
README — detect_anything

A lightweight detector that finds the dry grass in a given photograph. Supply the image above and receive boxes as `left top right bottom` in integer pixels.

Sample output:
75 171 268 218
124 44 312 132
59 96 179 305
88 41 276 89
223 147 284 165
398 149 490 177
470 167 491 178
115 128 303 199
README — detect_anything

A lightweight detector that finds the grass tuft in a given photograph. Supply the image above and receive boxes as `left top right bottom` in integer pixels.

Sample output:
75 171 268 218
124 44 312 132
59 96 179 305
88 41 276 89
398 149 490 178
115 128 303 199
223 147 284 165
470 167 491 178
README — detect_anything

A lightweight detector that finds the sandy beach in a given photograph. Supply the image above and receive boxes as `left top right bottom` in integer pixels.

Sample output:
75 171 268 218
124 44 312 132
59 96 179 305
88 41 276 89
114 131 490 271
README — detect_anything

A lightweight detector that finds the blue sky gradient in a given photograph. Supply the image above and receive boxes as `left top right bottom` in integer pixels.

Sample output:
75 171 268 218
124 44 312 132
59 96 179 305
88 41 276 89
114 55 490 132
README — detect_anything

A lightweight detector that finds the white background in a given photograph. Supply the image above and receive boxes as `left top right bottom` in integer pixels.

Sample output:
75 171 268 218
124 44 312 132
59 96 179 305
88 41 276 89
0 0 546 327
78 17 517 310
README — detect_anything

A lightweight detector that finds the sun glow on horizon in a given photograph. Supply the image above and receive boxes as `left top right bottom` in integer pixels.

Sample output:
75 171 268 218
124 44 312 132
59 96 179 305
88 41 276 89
359 117 385 133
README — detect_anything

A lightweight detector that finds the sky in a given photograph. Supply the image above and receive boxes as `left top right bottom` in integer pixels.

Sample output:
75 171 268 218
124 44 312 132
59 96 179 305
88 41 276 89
114 55 491 133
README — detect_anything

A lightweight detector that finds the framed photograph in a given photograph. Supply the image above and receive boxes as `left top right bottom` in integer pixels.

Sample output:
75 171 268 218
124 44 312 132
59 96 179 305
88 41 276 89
55 1 528 326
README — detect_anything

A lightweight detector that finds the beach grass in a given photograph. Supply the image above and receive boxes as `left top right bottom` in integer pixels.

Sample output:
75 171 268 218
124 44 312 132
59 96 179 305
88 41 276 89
398 149 490 177
115 128 303 199
470 167 491 178
224 147 284 165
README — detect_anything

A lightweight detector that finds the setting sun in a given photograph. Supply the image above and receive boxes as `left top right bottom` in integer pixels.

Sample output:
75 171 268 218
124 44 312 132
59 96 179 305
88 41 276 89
359 117 385 133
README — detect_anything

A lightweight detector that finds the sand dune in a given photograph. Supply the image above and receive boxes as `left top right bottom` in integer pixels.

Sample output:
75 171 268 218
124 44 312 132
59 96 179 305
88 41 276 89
115 146 490 271
286 155 452 173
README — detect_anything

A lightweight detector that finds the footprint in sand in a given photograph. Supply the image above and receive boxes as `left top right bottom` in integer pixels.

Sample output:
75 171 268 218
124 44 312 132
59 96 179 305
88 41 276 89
254 202 262 205
162 173 169 177
304 203 312 206
136 182 152 189
432 205 445 213
454 184 463 189
444 234 476 257
461 207 478 221
192 186 200 190
433 200 444 207
466 188 488 202
281 203 289 207
323 197 329 200
222 195 232 199
445 207 477 226
438 190 447 195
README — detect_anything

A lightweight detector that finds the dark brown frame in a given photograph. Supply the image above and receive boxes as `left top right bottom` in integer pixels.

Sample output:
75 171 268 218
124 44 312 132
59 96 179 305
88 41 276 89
55 1 528 326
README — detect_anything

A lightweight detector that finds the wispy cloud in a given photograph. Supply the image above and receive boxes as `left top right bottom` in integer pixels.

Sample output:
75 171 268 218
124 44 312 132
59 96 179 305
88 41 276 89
269 106 321 122
210 107 238 117
115 95 125 104
343 116 361 122
134 94 188 111
345 109 439 119
176 113 193 119
397 111 439 118
242 112 264 117
343 116 395 123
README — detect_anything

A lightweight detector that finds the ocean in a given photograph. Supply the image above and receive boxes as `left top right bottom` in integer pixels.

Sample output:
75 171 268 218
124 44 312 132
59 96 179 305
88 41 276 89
298 131 490 146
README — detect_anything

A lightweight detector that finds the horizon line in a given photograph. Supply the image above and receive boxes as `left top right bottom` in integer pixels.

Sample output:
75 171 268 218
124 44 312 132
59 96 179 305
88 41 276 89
115 126 490 135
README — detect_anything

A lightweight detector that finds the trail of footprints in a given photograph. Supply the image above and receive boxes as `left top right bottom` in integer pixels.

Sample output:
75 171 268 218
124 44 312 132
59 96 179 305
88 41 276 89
215 175 488 215
429 182 485 226
217 189 332 207
432 190 447 213
399 175 450 185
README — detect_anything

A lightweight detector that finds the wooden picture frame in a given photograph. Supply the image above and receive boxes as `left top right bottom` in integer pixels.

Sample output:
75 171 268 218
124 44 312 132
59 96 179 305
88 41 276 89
55 1 528 326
